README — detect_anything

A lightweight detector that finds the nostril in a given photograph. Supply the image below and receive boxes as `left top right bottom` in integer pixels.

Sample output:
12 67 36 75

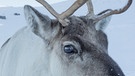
99 53 125 76
108 67 125 76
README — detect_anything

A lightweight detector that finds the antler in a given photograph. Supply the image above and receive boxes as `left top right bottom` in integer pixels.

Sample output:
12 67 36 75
36 0 88 26
86 0 94 17
95 0 132 22
36 0 132 25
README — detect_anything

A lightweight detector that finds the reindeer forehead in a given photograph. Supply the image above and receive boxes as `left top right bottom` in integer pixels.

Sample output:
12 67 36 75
63 16 90 36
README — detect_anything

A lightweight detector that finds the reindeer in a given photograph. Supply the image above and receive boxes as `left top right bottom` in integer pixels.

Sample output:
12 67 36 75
0 0 132 76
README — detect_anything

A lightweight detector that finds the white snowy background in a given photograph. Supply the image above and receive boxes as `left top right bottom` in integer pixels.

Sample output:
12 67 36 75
0 0 135 76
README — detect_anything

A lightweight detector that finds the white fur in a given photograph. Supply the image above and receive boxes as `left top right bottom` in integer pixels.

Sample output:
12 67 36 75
0 26 51 76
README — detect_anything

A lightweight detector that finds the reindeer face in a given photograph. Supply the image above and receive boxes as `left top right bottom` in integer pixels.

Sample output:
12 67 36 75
48 17 124 76
24 5 125 76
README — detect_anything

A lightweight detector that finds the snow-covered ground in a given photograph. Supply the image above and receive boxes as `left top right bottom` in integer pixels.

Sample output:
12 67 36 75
0 0 135 75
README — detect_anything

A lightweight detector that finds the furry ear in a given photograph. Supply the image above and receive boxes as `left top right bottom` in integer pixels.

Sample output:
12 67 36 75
95 16 111 31
94 9 113 31
24 5 53 39
24 5 51 27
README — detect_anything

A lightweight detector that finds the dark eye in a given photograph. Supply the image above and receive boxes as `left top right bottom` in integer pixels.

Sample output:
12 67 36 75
64 45 77 54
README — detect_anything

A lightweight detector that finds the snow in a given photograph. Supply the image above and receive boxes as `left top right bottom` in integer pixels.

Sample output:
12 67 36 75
0 0 135 76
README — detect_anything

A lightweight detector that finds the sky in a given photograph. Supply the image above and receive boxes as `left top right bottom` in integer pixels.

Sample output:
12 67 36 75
0 0 67 7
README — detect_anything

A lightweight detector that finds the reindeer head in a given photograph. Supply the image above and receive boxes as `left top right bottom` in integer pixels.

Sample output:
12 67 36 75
24 0 132 76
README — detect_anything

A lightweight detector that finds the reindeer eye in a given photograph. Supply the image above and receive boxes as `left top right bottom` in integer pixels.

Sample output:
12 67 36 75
64 45 77 54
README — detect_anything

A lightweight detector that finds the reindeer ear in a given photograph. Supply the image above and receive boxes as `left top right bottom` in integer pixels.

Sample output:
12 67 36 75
95 16 111 31
94 9 113 31
24 5 52 39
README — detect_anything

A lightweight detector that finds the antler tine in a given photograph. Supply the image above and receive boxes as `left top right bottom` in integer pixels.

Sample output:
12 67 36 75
36 0 59 19
95 0 132 22
59 0 89 26
36 0 68 26
86 0 94 17
36 0 88 26
60 0 88 20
